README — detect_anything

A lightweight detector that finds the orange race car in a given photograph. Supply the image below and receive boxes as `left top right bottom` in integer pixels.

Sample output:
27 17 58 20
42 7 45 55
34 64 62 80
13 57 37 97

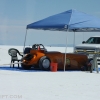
21 44 90 71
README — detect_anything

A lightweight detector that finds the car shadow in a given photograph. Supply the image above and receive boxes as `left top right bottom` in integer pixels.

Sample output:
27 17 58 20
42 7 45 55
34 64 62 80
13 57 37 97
0 66 100 72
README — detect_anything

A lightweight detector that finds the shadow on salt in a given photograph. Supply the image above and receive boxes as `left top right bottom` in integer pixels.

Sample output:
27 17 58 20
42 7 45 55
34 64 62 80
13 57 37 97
1 66 99 72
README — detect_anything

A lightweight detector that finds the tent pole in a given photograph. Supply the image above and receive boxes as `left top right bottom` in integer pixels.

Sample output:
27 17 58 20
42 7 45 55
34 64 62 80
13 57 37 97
64 32 68 71
73 31 75 52
23 29 27 53
83 32 84 41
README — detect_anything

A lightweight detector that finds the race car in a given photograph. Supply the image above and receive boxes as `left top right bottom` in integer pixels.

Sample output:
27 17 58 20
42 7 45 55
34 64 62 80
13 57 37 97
21 44 89 70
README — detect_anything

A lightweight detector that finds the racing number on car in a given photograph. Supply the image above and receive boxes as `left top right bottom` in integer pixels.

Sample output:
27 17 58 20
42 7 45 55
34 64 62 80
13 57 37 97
66 58 70 65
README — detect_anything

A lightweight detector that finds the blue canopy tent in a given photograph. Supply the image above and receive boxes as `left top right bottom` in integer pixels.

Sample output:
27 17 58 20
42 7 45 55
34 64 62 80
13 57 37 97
25 9 100 71
27 9 100 31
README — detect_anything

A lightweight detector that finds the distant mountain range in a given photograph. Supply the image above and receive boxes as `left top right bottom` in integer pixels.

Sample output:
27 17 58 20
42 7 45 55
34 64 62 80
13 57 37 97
47 44 73 47
0 44 74 47
0 43 4 45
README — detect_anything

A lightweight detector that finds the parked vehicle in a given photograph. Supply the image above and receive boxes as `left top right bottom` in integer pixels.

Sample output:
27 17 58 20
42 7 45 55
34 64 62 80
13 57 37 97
74 36 100 64
21 44 89 71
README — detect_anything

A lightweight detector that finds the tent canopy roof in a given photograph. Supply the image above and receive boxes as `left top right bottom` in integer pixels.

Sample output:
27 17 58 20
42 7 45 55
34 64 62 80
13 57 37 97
27 9 100 32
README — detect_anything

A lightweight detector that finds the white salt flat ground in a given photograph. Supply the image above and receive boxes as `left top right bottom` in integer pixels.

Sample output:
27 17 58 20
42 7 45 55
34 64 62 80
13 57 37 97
0 45 100 100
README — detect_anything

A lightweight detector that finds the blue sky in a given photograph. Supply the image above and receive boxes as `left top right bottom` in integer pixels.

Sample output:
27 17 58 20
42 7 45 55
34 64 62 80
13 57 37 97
0 0 100 46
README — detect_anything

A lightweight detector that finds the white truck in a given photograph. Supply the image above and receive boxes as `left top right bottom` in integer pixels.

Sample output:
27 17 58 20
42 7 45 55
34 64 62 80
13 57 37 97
74 36 100 64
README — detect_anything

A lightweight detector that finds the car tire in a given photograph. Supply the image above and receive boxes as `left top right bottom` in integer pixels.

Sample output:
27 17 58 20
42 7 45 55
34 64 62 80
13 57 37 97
38 56 51 70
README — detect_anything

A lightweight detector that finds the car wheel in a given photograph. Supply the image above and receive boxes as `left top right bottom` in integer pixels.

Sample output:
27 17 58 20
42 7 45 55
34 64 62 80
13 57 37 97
21 63 32 70
39 56 51 70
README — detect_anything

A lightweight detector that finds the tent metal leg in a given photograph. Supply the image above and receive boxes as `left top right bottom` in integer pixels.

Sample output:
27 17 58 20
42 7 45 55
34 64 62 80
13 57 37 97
64 36 67 71
23 29 28 54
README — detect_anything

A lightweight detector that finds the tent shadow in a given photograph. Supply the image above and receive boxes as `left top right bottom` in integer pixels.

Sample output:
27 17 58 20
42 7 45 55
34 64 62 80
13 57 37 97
0 66 99 72
0 66 81 72
0 66 79 72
